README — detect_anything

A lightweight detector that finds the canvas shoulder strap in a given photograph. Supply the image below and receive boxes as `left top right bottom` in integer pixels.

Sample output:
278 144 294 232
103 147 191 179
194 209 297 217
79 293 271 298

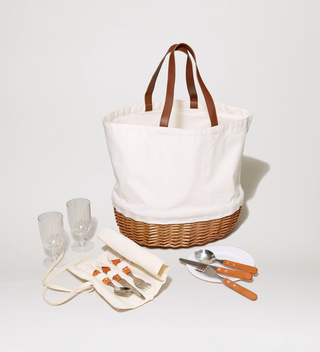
42 249 94 306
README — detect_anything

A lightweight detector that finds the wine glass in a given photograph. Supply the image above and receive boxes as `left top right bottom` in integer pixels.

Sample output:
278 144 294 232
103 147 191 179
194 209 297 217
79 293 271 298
66 198 94 252
38 211 67 267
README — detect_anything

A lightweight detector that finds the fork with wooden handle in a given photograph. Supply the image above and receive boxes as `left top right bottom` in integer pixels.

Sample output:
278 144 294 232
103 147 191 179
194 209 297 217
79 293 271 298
111 259 151 289
195 265 257 301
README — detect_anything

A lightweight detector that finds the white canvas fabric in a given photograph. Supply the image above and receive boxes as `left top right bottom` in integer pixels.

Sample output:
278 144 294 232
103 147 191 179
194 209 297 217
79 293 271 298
103 100 252 224
42 227 169 309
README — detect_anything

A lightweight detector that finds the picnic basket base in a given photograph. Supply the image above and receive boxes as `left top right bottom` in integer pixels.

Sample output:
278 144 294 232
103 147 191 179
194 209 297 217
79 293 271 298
113 207 242 248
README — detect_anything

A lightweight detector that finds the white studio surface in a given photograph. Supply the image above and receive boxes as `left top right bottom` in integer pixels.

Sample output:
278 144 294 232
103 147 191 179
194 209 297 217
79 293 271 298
0 1 319 351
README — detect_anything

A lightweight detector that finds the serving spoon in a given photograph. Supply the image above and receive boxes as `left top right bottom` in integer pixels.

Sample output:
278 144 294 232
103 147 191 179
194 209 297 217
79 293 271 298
194 249 258 274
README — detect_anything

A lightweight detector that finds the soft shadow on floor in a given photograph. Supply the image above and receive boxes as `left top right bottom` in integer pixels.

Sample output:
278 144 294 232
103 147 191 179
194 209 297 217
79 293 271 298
228 155 270 234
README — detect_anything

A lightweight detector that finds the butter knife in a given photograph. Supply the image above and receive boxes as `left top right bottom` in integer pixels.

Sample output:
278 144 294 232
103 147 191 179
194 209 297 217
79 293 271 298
179 258 252 280
101 266 145 300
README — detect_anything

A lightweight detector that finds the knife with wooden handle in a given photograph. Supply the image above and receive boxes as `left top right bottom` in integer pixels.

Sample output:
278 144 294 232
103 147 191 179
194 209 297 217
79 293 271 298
198 265 257 301
179 258 253 280
180 258 257 301
222 278 257 301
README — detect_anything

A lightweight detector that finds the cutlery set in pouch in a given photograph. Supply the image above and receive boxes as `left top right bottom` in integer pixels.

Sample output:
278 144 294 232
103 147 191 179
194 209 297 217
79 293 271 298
42 228 169 310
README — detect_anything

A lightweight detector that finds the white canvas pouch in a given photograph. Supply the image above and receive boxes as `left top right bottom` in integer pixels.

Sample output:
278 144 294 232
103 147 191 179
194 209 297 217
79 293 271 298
42 228 169 310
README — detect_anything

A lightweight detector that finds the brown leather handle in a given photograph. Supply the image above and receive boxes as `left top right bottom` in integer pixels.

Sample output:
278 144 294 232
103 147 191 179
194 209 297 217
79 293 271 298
160 43 218 128
145 44 198 111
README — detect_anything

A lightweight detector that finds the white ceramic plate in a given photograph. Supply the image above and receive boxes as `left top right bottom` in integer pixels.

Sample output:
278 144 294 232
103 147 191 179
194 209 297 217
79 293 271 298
186 245 255 283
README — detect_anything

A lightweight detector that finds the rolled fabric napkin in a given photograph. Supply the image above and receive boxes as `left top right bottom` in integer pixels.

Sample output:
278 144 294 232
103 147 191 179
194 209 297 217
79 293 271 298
98 227 169 280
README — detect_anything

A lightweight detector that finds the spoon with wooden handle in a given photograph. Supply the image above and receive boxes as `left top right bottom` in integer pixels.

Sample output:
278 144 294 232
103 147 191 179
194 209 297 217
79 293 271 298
195 249 258 274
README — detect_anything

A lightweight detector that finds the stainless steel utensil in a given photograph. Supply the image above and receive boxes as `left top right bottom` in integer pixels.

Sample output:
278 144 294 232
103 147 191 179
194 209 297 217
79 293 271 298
194 249 258 274
101 266 145 300
91 269 131 296
111 259 151 289
195 265 258 301
180 258 252 280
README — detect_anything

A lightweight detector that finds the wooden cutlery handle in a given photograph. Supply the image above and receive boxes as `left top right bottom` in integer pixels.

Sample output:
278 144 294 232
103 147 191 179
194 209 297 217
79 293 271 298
101 266 111 274
223 278 258 301
111 259 121 266
102 277 112 285
222 260 258 274
112 274 122 282
111 259 132 275
122 266 131 275
92 270 112 285
216 267 252 280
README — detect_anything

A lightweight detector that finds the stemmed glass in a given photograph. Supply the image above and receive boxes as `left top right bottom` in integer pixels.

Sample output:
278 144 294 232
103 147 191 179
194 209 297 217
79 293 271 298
66 198 94 252
38 211 67 267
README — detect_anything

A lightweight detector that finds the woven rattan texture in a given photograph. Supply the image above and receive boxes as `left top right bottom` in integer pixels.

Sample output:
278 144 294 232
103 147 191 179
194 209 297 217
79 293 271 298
114 207 241 248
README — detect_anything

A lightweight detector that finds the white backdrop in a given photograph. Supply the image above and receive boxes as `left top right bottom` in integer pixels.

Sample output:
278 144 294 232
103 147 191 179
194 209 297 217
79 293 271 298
1 1 319 351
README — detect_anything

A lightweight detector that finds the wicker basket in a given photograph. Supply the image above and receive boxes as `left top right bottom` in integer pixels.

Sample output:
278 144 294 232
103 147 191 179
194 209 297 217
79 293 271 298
114 207 241 248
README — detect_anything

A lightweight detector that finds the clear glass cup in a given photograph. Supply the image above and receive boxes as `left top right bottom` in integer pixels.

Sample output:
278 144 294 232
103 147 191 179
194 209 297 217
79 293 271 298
66 198 94 252
38 211 67 267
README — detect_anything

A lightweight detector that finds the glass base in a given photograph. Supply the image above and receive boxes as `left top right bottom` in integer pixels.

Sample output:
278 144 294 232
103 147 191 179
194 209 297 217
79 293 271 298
43 257 67 268
71 240 94 252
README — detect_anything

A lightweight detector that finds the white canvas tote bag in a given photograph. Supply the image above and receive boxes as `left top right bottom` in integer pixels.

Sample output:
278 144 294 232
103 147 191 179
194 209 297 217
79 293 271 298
103 43 252 248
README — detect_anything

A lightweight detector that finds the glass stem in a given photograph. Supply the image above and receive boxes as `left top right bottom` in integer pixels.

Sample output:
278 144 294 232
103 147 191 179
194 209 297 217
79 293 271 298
51 248 58 262
78 236 86 247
